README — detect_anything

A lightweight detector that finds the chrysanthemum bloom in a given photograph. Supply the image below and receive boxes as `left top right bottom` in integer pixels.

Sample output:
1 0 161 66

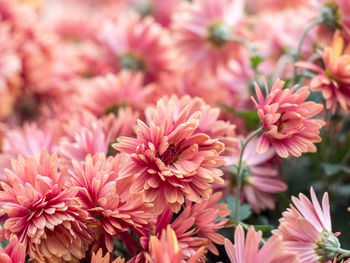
114 96 225 213
274 188 342 263
252 79 326 158
145 225 206 263
91 249 124 263
69 153 155 252
172 0 245 73
84 71 156 115
0 235 26 263
296 32 350 114
58 110 137 167
100 13 176 82
0 149 94 262
224 224 298 263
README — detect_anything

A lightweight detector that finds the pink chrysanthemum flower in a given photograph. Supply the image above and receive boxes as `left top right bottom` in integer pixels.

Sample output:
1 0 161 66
100 13 175 82
224 137 287 213
58 110 137 167
296 32 350 114
145 225 206 263
0 235 26 263
0 149 94 262
224 224 298 263
274 188 343 263
252 79 326 158
114 96 225 214
172 0 245 73
69 153 155 252
84 71 155 115
91 249 125 263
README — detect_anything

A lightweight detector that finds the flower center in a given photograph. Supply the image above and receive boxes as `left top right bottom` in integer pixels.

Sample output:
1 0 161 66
119 52 145 72
160 144 181 165
207 21 231 47
316 231 340 261
321 2 341 31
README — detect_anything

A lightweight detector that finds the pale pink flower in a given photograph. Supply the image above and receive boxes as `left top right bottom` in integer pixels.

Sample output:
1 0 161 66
274 188 341 263
172 0 245 73
84 71 156 115
296 32 350 114
0 149 94 262
225 137 287 213
252 79 326 158
114 96 225 214
100 13 176 82
0 235 26 263
69 153 155 252
224 224 298 263
91 249 125 263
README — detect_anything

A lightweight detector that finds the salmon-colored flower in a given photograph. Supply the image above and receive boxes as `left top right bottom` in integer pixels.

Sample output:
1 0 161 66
145 225 206 263
0 235 26 263
172 0 245 73
100 13 175 82
296 32 350 114
69 153 155 252
274 188 341 263
224 224 298 263
0 149 94 262
225 137 287 213
252 79 326 158
114 96 225 214
91 249 125 263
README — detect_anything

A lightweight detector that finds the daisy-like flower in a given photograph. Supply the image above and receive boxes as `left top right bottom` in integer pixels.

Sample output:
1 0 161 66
172 0 245 73
0 235 26 263
274 187 343 263
145 225 206 263
84 71 155 115
91 249 124 263
114 96 225 214
0 149 94 262
225 137 287 213
100 13 175 82
296 32 350 114
69 153 155 252
252 79 326 158
224 224 298 263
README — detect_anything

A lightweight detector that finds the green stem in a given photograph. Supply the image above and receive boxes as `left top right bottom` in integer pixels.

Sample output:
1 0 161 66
230 35 257 54
337 248 350 260
292 17 323 84
235 127 263 222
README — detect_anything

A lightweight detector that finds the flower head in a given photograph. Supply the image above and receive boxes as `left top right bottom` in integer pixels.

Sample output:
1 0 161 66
252 79 325 158
0 235 26 263
0 149 94 262
274 187 340 263
296 32 350 114
114 95 225 214
224 224 298 263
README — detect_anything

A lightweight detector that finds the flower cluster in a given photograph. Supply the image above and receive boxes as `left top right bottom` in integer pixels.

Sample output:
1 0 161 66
0 0 349 262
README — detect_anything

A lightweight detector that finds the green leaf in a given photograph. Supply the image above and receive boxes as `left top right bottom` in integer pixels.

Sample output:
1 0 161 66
217 103 260 129
322 163 350 177
0 239 8 249
250 55 264 69
253 225 273 233
226 195 252 222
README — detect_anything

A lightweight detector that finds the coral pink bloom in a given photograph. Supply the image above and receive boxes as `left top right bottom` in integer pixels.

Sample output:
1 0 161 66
0 149 94 262
225 137 287 213
145 225 206 263
91 249 124 263
84 71 155 115
172 0 245 73
274 188 341 263
58 110 137 167
69 153 155 252
252 79 325 158
296 32 350 114
100 13 175 82
0 235 26 263
224 224 298 263
114 96 225 214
